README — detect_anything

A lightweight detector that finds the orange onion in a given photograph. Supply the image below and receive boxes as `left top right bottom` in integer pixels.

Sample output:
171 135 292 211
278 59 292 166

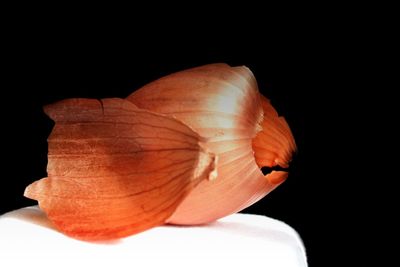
25 63 296 240
127 63 296 224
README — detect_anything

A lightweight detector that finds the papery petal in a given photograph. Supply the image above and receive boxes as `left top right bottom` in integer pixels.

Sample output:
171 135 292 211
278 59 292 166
252 95 297 168
127 64 296 224
24 98 216 240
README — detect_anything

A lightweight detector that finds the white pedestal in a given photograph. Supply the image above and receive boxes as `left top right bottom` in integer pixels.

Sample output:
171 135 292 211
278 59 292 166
0 206 307 267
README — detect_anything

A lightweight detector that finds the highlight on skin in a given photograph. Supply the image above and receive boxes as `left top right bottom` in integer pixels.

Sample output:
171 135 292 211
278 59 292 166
25 64 296 240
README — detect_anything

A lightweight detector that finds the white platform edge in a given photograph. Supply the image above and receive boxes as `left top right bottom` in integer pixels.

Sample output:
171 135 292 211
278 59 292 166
0 206 307 267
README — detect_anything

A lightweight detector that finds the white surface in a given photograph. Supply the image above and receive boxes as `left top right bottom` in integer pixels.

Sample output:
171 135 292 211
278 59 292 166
0 206 307 267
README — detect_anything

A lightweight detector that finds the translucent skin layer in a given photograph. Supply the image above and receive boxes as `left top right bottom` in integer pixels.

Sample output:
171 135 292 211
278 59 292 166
25 98 216 240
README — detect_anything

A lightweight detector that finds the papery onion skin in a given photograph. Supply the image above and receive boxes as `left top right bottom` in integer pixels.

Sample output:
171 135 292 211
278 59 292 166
24 98 216 240
24 63 296 240
127 64 296 225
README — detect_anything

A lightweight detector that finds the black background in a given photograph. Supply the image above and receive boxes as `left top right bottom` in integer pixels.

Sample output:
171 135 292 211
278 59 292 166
1 24 335 266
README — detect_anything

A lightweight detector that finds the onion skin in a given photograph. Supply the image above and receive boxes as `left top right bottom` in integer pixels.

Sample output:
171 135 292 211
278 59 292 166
127 64 296 225
24 63 296 239
24 98 216 240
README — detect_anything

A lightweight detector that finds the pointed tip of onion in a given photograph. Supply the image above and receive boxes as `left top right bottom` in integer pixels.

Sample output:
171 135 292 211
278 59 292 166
24 179 43 201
